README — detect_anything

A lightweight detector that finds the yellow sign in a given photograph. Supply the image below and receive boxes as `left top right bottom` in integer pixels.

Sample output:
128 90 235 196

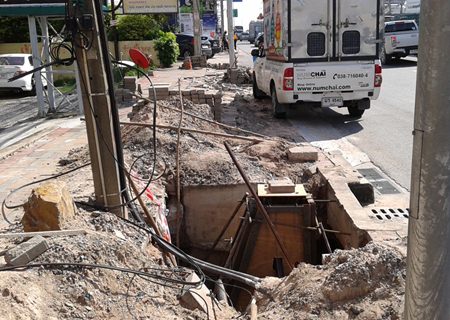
123 0 178 14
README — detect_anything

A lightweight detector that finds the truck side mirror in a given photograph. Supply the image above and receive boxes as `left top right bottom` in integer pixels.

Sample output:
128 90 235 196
251 49 260 57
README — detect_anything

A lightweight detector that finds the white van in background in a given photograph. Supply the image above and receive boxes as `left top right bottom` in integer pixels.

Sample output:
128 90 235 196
252 0 383 118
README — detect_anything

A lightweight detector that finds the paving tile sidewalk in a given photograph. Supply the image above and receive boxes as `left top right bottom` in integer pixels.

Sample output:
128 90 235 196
0 107 132 230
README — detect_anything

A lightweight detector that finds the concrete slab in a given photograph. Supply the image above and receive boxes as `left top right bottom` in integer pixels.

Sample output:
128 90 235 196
180 272 215 314
4 235 49 266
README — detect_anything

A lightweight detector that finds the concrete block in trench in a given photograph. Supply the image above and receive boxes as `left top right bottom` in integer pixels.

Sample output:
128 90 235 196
4 236 49 266
287 146 319 162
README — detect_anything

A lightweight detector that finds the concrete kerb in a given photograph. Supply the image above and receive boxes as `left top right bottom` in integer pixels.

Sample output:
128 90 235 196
314 151 409 249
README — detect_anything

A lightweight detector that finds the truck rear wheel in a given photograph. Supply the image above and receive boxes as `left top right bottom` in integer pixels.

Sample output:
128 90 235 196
271 86 287 119
252 73 265 99
381 48 392 65
348 106 365 117
347 99 369 118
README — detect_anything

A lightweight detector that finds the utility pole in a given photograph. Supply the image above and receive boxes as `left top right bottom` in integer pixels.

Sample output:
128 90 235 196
227 0 235 67
404 0 450 319
72 0 125 217
192 0 202 56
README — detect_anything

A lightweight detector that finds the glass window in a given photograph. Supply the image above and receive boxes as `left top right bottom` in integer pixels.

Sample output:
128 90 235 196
385 22 417 33
342 31 360 55
307 32 326 57
0 56 25 66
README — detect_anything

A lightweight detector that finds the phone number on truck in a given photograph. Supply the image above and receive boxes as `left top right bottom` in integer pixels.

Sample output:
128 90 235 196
332 73 369 80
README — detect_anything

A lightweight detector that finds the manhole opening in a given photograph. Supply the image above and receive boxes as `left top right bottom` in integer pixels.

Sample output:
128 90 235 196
167 178 353 310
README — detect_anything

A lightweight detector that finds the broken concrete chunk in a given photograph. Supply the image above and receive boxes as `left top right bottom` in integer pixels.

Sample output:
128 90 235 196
22 181 76 232
287 146 319 162
180 272 215 314
4 236 49 266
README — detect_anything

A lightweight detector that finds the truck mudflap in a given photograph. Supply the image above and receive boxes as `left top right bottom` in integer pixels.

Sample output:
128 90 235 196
294 63 375 95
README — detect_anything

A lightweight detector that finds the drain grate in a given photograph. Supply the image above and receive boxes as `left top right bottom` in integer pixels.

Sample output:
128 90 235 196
358 168 401 195
371 208 410 221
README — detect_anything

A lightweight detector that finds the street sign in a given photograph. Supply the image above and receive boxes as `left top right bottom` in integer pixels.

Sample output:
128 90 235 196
233 8 238 17
123 0 178 14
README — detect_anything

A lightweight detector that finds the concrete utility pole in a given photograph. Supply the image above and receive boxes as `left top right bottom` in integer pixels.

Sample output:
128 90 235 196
227 0 235 67
192 0 202 56
72 0 125 217
404 1 450 319
220 0 225 37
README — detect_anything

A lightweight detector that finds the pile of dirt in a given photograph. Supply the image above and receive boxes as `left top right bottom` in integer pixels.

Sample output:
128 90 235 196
0 207 238 319
256 243 406 320
121 98 312 187
58 146 90 169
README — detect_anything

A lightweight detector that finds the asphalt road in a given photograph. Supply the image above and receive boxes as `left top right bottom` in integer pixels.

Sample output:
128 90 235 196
238 42 416 191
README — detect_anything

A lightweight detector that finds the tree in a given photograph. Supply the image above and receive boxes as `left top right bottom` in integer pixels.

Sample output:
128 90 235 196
110 14 168 41
0 17 30 43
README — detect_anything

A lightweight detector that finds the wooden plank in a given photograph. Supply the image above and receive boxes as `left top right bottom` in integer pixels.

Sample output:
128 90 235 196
0 229 87 239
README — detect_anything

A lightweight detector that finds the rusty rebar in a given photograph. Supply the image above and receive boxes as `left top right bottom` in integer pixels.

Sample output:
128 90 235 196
224 141 294 270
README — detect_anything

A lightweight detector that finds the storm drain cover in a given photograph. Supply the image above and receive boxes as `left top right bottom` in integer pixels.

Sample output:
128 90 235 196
371 208 410 221
358 168 401 195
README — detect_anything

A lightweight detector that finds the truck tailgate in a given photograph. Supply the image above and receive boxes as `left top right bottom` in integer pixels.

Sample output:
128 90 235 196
388 31 419 48
294 63 375 93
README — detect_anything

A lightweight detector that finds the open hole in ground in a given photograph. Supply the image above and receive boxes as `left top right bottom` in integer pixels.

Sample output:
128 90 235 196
166 174 358 310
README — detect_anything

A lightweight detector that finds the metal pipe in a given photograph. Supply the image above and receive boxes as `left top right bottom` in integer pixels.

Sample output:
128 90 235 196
39 17 56 113
120 121 265 143
224 141 294 270
318 222 332 254
28 16 46 117
129 93 266 138
404 0 450 318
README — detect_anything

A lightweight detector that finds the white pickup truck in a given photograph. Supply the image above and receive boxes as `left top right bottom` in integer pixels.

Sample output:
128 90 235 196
252 0 383 118
381 20 419 64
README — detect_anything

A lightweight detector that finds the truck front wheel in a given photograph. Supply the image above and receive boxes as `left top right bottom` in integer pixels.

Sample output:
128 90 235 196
252 73 265 99
271 86 287 118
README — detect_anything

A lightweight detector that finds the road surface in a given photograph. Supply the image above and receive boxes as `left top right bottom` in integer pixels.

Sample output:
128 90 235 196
238 41 416 191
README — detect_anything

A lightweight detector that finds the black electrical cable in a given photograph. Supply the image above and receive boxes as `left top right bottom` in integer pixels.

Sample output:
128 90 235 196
86 207 260 288
1 162 91 224
0 262 203 287
91 0 143 223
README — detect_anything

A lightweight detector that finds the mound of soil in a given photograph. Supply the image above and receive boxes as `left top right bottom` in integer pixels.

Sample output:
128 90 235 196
257 243 406 320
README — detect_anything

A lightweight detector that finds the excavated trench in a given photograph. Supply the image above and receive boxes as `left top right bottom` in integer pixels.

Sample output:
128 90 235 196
166 172 363 309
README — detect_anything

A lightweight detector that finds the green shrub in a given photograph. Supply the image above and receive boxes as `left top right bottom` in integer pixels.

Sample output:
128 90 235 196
112 15 162 41
154 32 180 68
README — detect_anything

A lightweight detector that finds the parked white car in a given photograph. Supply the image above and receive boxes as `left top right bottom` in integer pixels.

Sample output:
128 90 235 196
0 54 47 93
